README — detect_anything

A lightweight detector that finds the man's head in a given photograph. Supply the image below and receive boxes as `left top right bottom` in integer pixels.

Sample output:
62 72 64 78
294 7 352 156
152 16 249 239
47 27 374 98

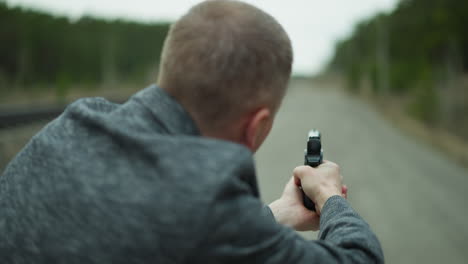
158 0 293 152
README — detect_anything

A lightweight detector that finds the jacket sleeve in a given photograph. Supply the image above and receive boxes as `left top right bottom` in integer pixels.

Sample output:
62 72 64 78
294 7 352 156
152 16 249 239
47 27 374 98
190 175 384 264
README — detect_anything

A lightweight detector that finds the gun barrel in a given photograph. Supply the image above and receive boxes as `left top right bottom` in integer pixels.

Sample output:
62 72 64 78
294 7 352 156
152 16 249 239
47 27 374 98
302 129 324 211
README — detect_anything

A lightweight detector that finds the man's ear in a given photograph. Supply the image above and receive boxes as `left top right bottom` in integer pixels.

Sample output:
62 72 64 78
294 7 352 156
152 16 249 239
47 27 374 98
243 107 273 152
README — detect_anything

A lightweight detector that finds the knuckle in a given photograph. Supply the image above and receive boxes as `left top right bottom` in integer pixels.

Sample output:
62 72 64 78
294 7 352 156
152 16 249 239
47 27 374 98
325 161 340 171
293 165 314 178
293 166 305 176
332 163 341 172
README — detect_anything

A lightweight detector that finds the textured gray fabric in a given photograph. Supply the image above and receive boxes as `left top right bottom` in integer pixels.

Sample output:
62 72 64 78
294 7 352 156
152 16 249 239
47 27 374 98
0 85 383 263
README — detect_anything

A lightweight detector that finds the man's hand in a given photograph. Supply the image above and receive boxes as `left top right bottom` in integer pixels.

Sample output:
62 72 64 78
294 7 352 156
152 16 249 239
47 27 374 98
269 177 321 231
269 161 347 231
294 161 345 214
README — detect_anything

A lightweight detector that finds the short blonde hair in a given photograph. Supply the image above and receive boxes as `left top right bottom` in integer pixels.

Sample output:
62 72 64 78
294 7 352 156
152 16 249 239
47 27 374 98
158 0 293 131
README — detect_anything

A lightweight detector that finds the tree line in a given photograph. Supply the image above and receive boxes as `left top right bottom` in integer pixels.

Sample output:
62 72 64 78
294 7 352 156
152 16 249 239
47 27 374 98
328 0 468 139
0 2 169 91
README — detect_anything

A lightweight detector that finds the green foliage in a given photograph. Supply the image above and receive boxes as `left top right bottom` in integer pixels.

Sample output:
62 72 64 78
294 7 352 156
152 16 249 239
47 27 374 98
328 0 468 125
407 80 438 124
55 72 70 103
0 3 170 90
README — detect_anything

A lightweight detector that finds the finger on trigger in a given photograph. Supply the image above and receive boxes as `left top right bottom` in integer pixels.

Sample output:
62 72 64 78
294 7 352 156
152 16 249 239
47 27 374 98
293 175 301 186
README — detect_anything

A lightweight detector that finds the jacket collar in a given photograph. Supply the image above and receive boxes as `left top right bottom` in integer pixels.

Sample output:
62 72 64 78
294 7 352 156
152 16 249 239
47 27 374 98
131 84 200 136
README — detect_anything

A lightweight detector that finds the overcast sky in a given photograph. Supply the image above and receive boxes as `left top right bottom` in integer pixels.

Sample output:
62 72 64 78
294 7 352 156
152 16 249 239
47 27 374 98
6 0 398 75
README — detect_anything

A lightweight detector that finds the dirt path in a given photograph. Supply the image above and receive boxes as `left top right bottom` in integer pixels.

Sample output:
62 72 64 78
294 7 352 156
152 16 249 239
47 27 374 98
255 79 468 264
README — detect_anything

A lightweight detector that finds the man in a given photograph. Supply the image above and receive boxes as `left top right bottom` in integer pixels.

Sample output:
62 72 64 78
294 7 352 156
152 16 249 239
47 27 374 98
0 0 384 263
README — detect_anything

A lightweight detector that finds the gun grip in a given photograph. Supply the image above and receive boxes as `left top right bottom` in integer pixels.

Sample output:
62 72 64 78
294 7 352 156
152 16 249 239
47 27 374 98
302 152 322 211
302 192 316 211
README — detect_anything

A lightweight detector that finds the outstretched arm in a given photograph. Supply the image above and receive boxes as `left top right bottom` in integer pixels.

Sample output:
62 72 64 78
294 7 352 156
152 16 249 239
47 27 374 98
269 161 383 263
192 160 383 264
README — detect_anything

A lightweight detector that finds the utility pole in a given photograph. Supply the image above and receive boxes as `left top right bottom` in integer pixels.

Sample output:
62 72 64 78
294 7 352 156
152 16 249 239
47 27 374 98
376 16 390 96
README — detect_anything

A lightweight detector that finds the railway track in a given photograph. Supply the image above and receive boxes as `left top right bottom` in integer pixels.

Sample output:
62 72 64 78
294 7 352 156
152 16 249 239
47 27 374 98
0 105 65 129
0 97 128 129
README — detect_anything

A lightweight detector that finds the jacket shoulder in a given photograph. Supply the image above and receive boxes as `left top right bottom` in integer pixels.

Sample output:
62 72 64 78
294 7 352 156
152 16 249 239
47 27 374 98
156 136 258 196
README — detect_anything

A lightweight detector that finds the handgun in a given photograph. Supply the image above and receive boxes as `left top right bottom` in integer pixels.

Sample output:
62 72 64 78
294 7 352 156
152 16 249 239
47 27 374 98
302 129 323 211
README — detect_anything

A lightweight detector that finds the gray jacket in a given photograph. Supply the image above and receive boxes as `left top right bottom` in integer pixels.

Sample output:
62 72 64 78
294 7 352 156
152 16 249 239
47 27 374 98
0 85 384 263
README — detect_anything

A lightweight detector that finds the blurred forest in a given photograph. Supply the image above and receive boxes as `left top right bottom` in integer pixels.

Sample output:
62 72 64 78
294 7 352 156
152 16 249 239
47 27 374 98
0 1 169 102
328 0 468 140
